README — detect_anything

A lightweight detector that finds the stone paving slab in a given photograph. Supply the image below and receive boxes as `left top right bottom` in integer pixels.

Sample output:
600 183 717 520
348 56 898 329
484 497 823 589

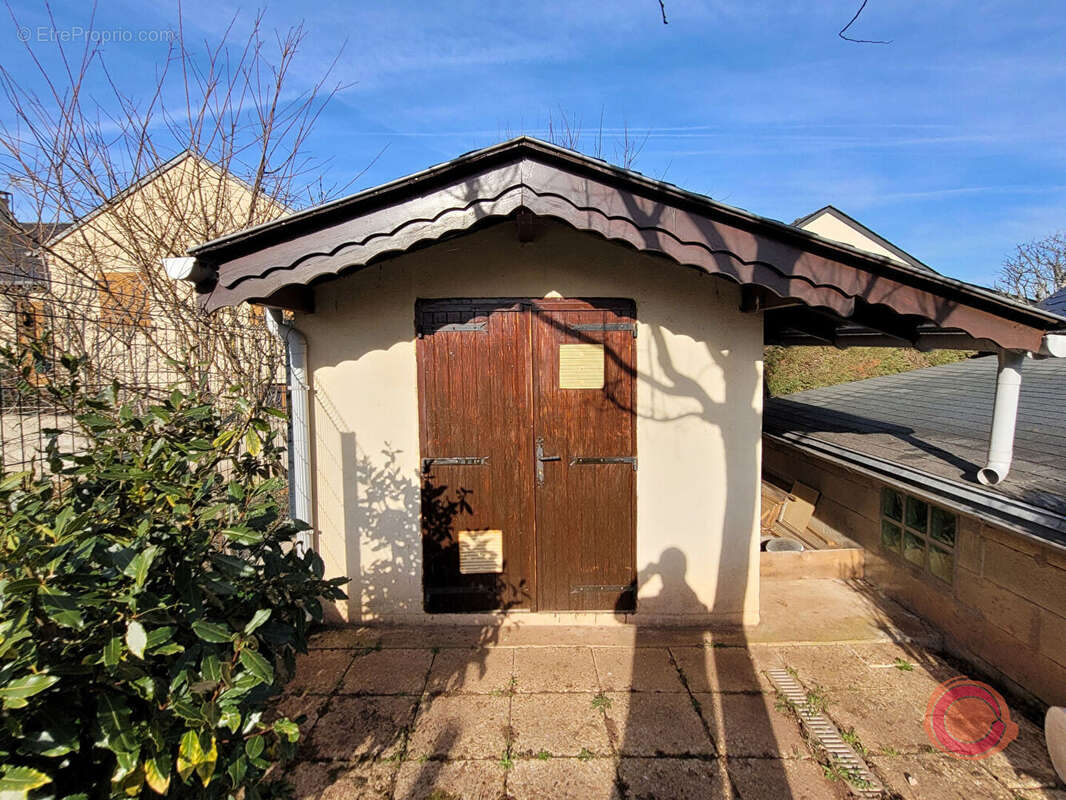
870 752 1016 799
592 647 685 692
288 649 357 694
338 648 433 695
406 694 511 760
602 692 715 757
618 757 732 800
287 760 396 800
726 756 848 799
393 759 506 800
696 691 811 759
671 645 778 693
310 695 417 761
425 646 516 695
508 758 622 800
510 693 612 757
513 645 599 693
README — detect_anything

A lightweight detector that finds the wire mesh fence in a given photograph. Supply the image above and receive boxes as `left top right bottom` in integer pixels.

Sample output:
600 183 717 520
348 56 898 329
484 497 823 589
0 266 288 475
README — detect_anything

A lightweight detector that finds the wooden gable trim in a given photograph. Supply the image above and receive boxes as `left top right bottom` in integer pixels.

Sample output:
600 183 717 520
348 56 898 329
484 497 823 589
193 141 1061 353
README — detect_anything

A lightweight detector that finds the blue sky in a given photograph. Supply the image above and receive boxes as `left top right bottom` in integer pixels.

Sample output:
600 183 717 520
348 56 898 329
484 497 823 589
4 0 1066 287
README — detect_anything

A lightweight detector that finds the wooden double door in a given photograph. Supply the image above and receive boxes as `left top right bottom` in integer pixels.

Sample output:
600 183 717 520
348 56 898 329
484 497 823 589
417 298 637 613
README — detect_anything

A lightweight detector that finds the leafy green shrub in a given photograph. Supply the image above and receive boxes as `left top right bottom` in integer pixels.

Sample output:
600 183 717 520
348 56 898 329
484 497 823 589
0 352 346 799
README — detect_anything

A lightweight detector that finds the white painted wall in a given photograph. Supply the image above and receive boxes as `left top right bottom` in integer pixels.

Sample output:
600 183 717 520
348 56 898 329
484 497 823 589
298 221 764 624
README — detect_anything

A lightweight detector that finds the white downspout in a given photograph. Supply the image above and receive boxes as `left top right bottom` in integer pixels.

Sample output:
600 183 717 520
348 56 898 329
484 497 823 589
977 349 1027 486
266 309 313 551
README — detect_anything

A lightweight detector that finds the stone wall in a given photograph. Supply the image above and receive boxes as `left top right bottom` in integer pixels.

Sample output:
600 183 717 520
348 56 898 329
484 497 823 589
764 436 1066 707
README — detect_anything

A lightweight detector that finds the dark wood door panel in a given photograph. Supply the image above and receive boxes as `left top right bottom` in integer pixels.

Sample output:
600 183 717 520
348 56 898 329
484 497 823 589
532 301 637 612
417 301 535 612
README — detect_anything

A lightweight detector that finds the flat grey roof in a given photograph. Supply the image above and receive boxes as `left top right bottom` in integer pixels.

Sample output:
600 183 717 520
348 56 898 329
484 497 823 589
764 355 1066 524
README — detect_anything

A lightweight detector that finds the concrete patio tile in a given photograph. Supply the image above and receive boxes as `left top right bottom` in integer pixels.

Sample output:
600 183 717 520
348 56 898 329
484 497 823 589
393 759 507 800
697 691 810 759
670 645 776 693
869 753 1016 799
507 758 621 800
496 625 636 647
753 579 939 646
339 648 433 695
602 692 714 756
425 647 514 695
725 757 848 800
822 687 930 755
618 757 732 799
510 693 611 757
286 760 396 799
513 646 599 693
591 647 684 692
406 694 511 760
774 645 873 692
309 695 417 761
308 626 382 650
849 641 957 683
977 714 1064 789
271 692 329 744
376 625 498 649
287 649 357 694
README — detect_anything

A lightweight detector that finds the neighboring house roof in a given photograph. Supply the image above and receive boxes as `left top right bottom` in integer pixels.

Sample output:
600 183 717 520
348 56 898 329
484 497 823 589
187 137 1065 353
0 196 70 285
1039 286 1066 317
792 205 936 273
764 356 1066 547
46 149 288 248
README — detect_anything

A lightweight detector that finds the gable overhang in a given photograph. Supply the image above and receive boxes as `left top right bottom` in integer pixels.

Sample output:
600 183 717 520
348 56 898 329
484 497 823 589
185 138 1065 354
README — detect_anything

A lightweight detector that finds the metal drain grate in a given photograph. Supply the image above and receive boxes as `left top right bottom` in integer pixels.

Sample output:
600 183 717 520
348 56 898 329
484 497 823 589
766 668 884 798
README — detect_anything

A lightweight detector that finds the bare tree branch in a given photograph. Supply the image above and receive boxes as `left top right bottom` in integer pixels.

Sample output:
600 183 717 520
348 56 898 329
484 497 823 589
839 0 891 44
996 233 1066 303
658 0 668 25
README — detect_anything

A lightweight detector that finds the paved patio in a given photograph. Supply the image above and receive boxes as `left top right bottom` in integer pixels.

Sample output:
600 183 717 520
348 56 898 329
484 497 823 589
277 580 1064 799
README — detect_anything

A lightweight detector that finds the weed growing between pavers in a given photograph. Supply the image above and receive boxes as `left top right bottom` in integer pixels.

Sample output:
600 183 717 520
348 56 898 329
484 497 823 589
841 727 868 756
498 751 514 770
535 750 551 761
822 762 875 789
577 748 595 762
893 657 915 671
591 694 612 711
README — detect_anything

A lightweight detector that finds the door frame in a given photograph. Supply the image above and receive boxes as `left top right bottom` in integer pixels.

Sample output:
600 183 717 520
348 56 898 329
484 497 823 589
415 297 638 613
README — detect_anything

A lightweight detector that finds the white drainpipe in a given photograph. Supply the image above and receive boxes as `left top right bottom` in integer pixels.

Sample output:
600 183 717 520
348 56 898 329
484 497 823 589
977 349 1027 486
265 309 314 551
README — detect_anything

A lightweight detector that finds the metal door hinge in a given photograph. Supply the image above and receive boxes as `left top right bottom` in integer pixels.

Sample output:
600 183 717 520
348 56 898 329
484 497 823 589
422 456 488 473
570 456 637 470
569 322 637 338
418 321 487 337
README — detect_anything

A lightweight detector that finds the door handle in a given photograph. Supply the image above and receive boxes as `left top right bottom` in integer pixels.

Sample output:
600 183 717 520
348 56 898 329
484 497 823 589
535 437 561 486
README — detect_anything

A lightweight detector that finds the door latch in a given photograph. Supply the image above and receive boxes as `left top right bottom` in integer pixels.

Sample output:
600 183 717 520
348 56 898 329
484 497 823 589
535 437 561 486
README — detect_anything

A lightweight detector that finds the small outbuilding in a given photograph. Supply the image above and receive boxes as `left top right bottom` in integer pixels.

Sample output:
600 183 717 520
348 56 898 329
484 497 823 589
177 138 1066 625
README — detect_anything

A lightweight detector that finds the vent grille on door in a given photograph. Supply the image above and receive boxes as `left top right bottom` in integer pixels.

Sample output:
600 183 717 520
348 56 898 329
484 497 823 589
458 530 504 574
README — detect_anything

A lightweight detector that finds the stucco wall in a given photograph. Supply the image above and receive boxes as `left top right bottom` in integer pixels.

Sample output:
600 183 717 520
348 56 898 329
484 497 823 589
764 437 1066 707
298 221 764 624
796 211 906 265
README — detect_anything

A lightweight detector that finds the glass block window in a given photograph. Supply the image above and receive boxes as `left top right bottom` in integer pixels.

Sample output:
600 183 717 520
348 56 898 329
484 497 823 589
880 487 956 584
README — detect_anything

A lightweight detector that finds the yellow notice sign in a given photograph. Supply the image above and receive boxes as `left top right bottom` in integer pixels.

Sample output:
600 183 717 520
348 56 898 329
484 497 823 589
559 344 605 389
458 530 503 574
